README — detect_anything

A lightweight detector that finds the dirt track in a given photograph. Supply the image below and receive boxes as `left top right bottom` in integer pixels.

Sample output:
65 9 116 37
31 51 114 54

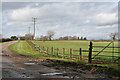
1 41 119 80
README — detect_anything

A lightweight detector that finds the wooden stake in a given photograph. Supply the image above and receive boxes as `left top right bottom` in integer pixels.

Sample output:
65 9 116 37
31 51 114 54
79 48 82 60
62 48 65 59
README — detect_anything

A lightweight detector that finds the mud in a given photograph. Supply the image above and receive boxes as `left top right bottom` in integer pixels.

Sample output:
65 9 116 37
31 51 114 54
1 41 119 80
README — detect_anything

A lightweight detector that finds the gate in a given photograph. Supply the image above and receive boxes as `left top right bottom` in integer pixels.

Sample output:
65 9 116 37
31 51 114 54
88 41 120 63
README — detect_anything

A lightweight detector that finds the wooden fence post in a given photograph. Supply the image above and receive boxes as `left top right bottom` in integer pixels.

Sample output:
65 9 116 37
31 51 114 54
79 48 82 60
33 44 35 48
36 46 38 51
39 46 40 50
51 47 53 56
88 41 93 63
62 48 65 59
70 48 72 59
57 48 58 57
43 46 44 49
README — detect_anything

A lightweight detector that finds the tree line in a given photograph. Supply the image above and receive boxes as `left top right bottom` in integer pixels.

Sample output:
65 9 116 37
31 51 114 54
35 31 87 41
56 36 87 40
2 31 118 41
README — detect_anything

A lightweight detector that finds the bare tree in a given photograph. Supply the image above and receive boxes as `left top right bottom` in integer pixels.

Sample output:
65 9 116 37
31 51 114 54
47 31 55 41
36 36 40 41
0 34 1 38
109 32 118 40
43 36 48 41
25 33 33 40
40 35 44 41
39 35 48 41
70 36 78 40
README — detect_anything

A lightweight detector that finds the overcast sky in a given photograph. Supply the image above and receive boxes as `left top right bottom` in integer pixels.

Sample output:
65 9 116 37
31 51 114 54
2 2 118 40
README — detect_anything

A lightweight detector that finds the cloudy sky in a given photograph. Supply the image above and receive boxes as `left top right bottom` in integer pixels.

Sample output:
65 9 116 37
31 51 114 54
2 2 118 40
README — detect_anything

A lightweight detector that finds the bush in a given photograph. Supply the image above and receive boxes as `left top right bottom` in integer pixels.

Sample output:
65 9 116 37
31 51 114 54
0 38 12 42
11 36 18 40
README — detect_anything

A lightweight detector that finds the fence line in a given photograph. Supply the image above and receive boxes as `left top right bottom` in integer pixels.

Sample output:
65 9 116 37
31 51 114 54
38 45 89 60
26 40 89 62
26 40 120 64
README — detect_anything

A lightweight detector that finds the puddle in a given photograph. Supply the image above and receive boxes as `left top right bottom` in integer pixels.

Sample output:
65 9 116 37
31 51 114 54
2 53 13 57
24 63 36 65
41 72 63 76
2 59 13 63
29 60 32 61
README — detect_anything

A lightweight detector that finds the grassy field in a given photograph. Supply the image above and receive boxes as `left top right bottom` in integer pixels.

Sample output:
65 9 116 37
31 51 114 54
8 40 76 62
32 40 119 60
9 41 46 58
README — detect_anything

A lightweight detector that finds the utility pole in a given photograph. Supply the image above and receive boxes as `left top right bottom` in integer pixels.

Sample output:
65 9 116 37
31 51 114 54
33 18 37 40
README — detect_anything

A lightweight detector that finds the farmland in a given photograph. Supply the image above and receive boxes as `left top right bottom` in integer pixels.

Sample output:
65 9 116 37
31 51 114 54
32 40 119 60
3 41 120 78
8 40 120 73
9 40 46 58
9 40 119 61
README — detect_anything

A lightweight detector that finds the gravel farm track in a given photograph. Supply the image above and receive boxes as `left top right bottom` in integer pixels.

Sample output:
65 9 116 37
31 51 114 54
1 41 119 80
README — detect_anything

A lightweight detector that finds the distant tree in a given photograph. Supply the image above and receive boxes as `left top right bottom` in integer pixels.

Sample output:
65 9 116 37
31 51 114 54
20 36 25 40
39 35 48 41
70 36 77 40
11 36 18 40
47 31 56 41
78 37 79 40
81 36 83 40
84 37 87 40
58 36 69 40
43 36 48 41
63 36 69 40
39 35 44 41
1 38 12 42
25 34 33 40
0 34 1 38
58 37 63 40
68 36 72 40
36 36 40 41
109 32 118 40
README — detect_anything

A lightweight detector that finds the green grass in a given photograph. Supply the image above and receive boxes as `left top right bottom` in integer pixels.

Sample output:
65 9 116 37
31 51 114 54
9 40 47 58
32 40 89 49
9 40 84 63
32 40 119 60
8 40 78 61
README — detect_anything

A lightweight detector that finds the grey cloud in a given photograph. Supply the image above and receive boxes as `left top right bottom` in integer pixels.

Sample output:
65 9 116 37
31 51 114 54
2 2 32 11
2 2 118 40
